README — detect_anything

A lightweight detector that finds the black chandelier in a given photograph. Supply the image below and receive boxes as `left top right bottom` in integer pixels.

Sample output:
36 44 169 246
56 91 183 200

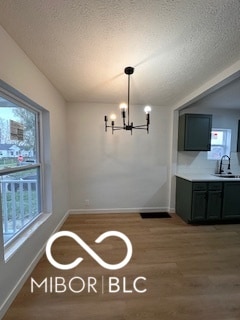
104 66 151 135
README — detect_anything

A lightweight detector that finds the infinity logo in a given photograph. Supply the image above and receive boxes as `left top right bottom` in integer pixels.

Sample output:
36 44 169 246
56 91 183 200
46 231 133 270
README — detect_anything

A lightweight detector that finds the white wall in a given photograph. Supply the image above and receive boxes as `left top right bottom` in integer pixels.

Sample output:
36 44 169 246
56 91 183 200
0 26 69 316
67 102 172 212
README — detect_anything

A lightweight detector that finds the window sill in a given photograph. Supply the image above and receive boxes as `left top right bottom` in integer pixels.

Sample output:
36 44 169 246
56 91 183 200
4 212 51 262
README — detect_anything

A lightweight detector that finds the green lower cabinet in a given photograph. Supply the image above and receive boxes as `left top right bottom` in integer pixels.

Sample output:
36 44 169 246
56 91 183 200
207 190 222 220
191 184 222 222
222 182 240 219
192 191 207 221
176 177 240 223
176 178 223 223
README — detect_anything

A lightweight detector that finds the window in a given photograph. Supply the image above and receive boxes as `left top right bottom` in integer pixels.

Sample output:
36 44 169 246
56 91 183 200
208 129 231 160
0 95 41 244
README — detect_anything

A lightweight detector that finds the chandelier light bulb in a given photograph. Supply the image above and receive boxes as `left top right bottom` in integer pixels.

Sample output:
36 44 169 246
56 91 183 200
144 106 151 114
110 113 117 121
119 103 128 110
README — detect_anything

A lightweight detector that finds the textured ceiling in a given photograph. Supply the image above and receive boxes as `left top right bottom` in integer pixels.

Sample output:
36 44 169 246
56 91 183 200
0 0 240 107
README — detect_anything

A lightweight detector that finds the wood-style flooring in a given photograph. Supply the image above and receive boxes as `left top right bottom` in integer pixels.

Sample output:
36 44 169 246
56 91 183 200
3 212 240 320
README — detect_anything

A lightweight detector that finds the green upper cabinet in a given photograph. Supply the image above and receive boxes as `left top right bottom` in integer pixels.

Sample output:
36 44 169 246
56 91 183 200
178 113 212 151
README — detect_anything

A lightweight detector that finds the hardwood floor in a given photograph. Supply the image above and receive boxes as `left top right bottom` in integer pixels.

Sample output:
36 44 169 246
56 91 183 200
3 212 240 320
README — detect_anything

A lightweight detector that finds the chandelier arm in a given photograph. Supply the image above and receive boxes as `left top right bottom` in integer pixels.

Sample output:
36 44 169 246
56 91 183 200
132 125 149 134
105 125 125 130
106 124 149 134
132 125 148 128
133 124 147 128
112 126 125 129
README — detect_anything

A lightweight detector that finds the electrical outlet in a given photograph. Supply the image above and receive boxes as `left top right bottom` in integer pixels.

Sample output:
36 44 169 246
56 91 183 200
85 199 90 206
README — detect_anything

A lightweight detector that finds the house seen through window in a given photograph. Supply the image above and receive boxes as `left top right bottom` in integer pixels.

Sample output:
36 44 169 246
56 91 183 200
0 96 41 244
208 129 231 160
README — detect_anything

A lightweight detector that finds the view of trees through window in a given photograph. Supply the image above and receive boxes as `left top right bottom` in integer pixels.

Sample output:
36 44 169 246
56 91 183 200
0 96 41 244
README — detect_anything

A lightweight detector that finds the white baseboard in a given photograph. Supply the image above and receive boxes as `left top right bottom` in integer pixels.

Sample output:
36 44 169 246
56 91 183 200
69 207 170 214
0 211 69 320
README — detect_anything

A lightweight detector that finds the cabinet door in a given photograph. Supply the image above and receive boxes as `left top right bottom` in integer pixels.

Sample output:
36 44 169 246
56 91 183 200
222 183 240 219
176 177 193 223
207 190 222 220
192 191 207 221
178 114 212 151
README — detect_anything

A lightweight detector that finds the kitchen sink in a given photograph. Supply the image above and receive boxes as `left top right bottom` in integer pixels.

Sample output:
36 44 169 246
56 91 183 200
213 174 240 178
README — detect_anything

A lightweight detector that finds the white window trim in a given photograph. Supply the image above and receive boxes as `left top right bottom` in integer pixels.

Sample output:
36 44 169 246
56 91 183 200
0 80 52 261
4 212 51 262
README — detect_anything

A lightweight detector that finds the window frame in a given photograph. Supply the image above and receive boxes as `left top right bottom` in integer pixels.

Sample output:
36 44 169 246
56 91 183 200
207 128 232 160
0 80 51 259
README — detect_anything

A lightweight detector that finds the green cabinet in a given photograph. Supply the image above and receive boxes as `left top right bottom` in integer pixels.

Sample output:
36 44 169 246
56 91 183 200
192 190 207 221
207 183 223 220
222 182 240 219
176 178 222 223
192 183 208 222
176 177 240 223
178 113 212 151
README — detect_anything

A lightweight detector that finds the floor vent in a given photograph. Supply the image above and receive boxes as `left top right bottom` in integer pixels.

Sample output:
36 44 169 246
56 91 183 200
140 212 171 219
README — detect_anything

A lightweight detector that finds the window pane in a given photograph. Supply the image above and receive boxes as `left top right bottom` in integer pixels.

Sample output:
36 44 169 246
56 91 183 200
211 131 224 145
0 97 37 170
208 129 231 160
0 95 41 245
0 168 41 243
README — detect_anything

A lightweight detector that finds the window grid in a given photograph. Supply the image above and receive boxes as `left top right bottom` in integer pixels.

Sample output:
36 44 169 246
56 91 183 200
0 92 42 245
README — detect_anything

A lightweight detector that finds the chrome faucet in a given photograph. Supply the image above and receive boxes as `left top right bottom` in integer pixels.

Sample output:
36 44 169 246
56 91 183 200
219 155 231 174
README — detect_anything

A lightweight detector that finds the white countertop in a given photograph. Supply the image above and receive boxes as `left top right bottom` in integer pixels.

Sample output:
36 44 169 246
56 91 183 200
176 173 240 182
